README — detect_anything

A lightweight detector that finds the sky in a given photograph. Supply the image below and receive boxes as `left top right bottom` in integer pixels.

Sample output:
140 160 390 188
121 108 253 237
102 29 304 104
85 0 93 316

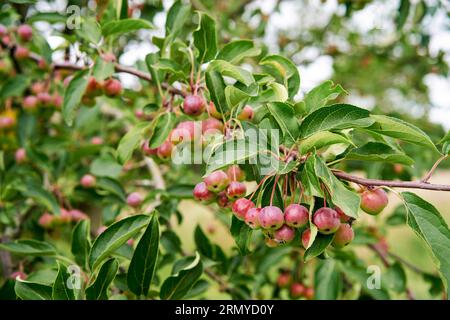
36 0 450 130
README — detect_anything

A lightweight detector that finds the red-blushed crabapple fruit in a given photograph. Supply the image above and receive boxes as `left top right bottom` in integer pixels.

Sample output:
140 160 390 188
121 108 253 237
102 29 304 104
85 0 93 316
156 140 173 160
202 118 223 134
244 207 261 229
332 223 355 248
304 287 314 300
37 92 52 106
313 207 340 234
393 164 404 174
284 204 309 228
217 191 231 208
57 208 72 224
0 116 14 129
264 237 279 248
360 188 389 215
135 110 144 119
301 228 311 249
277 272 292 288
38 212 54 229
23 95 38 111
0 25 7 37
193 182 216 203
69 209 89 222
52 94 62 108
1 35 11 46
17 24 33 42
183 95 205 116
226 181 247 200
141 140 158 155
15 148 26 164
103 78 122 97
10 271 27 281
14 46 29 60
85 77 103 96
232 198 255 220
206 101 222 119
237 105 254 121
204 170 230 192
226 165 245 182
258 206 284 230
37 58 48 70
290 283 305 299
90 136 103 145
170 121 197 144
31 82 45 94
335 206 351 222
80 174 96 188
274 225 295 243
127 192 143 207
101 52 116 62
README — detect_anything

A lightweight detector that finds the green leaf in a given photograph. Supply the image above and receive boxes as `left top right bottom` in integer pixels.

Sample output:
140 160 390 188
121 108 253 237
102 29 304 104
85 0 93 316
76 18 101 44
300 104 374 138
184 279 210 299
92 57 114 81
27 12 67 24
314 155 361 218
160 252 203 300
299 131 353 154
207 60 254 86
96 177 126 202
396 0 411 30
0 240 56 256
52 262 75 300
403 192 450 296
166 184 196 199
369 115 439 153
205 71 228 114
225 85 250 109
127 213 160 297
63 69 90 126
71 220 92 269
266 102 300 146
230 216 253 255
165 0 191 41
0 75 29 100
102 19 153 37
14 280 52 300
346 142 414 165
90 154 122 179
194 225 215 259
193 12 217 63
117 122 151 165
303 80 347 113
217 40 261 64
314 260 342 299
86 259 119 300
260 55 300 98
89 215 150 270
148 112 176 148
383 262 406 293
304 233 334 261
20 182 60 215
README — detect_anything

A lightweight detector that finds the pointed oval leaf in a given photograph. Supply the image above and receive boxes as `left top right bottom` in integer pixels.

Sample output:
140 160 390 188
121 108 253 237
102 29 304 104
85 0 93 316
15 280 52 300
217 39 261 64
0 240 56 256
86 258 119 300
52 262 75 300
71 220 92 269
63 69 90 126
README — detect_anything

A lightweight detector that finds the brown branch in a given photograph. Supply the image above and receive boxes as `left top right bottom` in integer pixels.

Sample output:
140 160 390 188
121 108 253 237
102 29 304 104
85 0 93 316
332 170 450 191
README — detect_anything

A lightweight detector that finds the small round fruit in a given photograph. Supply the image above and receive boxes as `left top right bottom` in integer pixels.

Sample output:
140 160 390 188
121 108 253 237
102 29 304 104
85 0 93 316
237 105 254 121
103 78 122 97
183 95 205 116
244 207 261 229
231 198 255 220
17 24 33 42
15 148 26 164
204 170 230 192
202 118 223 134
10 271 27 281
217 191 231 208
265 237 279 248
23 96 38 111
259 206 284 230
206 101 222 119
80 174 96 188
127 192 143 207
37 92 52 106
193 182 215 203
31 82 45 94
38 212 54 229
304 287 314 300
284 204 309 228
274 225 295 243
332 223 355 248
170 121 196 144
313 207 340 234
277 272 292 288
14 46 29 60
85 77 102 96
69 209 89 222
335 207 351 222
226 165 245 182
360 188 388 215
90 136 103 145
156 141 173 160
301 228 311 249
226 181 247 200
290 283 305 299
142 141 157 155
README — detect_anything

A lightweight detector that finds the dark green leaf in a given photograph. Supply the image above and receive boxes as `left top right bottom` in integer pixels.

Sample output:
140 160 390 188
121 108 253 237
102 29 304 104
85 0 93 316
217 40 261 64
71 220 92 269
304 233 334 261
230 216 253 255
193 12 217 63
148 112 175 148
52 262 75 300
346 142 414 165
14 280 52 300
117 122 151 165
102 19 153 37
86 259 119 300
63 69 90 126
0 240 56 256
315 260 342 299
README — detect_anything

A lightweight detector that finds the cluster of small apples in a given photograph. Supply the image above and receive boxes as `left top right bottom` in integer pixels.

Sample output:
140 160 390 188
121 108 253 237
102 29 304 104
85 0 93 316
22 81 63 112
277 272 314 300
80 174 144 208
0 24 33 61
193 166 247 208
79 74 122 106
38 208 88 229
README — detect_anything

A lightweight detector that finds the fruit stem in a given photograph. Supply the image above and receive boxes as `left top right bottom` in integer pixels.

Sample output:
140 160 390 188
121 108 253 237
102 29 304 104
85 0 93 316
249 175 271 201
270 175 280 206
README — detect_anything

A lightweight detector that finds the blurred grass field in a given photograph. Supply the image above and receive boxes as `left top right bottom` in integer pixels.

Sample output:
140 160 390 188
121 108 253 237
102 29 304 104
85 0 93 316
171 170 450 300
